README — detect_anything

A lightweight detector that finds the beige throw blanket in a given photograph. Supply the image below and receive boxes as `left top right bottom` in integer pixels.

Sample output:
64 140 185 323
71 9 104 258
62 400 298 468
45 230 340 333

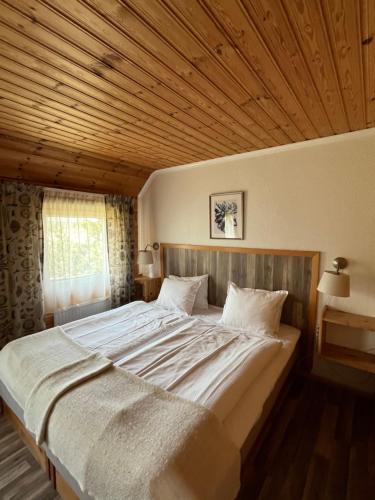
0 327 241 500
25 351 112 445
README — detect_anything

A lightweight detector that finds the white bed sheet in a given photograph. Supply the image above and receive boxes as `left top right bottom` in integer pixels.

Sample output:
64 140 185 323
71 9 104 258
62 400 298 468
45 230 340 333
222 326 299 447
61 302 300 448
191 305 300 447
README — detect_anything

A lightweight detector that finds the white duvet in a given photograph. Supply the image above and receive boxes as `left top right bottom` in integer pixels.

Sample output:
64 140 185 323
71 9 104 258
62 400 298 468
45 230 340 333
62 301 283 423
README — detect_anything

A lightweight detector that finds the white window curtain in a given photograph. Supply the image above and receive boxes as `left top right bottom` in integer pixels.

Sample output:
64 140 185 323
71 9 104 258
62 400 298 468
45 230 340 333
42 190 110 313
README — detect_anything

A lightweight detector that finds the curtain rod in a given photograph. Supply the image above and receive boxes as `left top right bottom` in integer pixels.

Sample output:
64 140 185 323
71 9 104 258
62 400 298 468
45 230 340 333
43 186 105 199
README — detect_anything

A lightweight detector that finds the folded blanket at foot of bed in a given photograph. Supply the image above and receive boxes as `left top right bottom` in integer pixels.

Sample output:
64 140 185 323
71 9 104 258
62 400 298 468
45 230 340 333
0 327 240 500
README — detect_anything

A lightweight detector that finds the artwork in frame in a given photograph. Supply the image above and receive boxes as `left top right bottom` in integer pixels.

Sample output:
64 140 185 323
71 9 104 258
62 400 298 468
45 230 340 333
210 191 244 240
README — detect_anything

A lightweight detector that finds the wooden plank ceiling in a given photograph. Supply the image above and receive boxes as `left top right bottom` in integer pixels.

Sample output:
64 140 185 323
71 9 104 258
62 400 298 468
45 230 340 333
0 0 373 195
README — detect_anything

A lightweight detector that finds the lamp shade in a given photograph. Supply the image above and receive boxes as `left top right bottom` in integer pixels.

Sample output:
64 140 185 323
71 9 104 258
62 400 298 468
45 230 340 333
317 271 350 297
137 250 153 265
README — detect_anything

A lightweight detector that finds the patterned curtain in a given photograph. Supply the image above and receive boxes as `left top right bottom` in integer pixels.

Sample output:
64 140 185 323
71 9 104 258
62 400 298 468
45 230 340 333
0 181 45 349
105 195 136 308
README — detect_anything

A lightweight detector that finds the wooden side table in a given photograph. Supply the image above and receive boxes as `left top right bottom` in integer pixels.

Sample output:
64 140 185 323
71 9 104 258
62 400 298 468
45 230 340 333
134 276 162 302
318 306 375 373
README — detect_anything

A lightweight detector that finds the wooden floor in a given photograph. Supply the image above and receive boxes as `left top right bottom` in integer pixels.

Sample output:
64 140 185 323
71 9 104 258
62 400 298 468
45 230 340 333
0 377 373 500
240 377 375 500
0 415 59 500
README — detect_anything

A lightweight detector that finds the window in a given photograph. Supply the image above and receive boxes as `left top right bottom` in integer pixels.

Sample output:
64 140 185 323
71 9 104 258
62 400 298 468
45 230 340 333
42 190 110 313
45 216 107 280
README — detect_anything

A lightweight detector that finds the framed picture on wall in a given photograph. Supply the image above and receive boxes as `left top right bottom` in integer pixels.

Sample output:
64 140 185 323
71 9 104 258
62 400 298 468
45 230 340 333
209 191 244 240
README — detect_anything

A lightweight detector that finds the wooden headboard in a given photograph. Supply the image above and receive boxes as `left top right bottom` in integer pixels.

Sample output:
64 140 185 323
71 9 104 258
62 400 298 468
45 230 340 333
160 243 320 369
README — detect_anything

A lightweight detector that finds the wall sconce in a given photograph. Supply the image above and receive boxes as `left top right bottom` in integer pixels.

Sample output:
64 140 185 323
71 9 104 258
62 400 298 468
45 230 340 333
137 242 159 266
317 257 350 297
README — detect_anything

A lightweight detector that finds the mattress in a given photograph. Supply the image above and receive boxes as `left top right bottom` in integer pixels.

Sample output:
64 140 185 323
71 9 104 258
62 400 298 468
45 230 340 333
63 303 300 448
0 302 300 450
185 305 300 446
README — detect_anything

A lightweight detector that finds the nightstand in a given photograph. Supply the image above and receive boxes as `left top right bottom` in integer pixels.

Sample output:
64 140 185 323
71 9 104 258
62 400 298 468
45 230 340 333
134 276 162 302
318 306 375 373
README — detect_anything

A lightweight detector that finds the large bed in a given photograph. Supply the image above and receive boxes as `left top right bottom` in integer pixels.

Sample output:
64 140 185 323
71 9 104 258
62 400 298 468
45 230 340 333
0 243 320 499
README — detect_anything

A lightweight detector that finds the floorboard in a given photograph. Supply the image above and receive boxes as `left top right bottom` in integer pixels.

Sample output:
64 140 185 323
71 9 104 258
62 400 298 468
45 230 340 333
240 377 374 500
0 377 373 499
0 416 59 500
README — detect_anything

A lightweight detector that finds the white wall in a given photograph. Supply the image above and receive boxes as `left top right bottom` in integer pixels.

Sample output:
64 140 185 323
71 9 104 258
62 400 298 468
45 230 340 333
139 129 375 392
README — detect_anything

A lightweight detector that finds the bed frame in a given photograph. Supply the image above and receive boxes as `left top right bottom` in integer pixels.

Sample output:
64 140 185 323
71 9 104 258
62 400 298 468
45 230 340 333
161 243 320 371
0 243 320 499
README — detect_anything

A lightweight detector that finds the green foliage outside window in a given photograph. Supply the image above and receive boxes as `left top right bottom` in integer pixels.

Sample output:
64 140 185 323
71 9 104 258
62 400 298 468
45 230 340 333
45 216 107 280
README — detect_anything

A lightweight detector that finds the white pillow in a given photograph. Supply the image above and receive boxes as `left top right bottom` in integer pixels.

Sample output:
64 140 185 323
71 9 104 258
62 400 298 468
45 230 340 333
156 277 201 315
220 282 288 336
169 274 209 310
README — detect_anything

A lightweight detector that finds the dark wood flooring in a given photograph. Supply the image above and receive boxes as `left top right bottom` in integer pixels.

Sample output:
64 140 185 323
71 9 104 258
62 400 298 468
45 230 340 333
0 377 373 500
240 377 375 500
0 415 59 500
